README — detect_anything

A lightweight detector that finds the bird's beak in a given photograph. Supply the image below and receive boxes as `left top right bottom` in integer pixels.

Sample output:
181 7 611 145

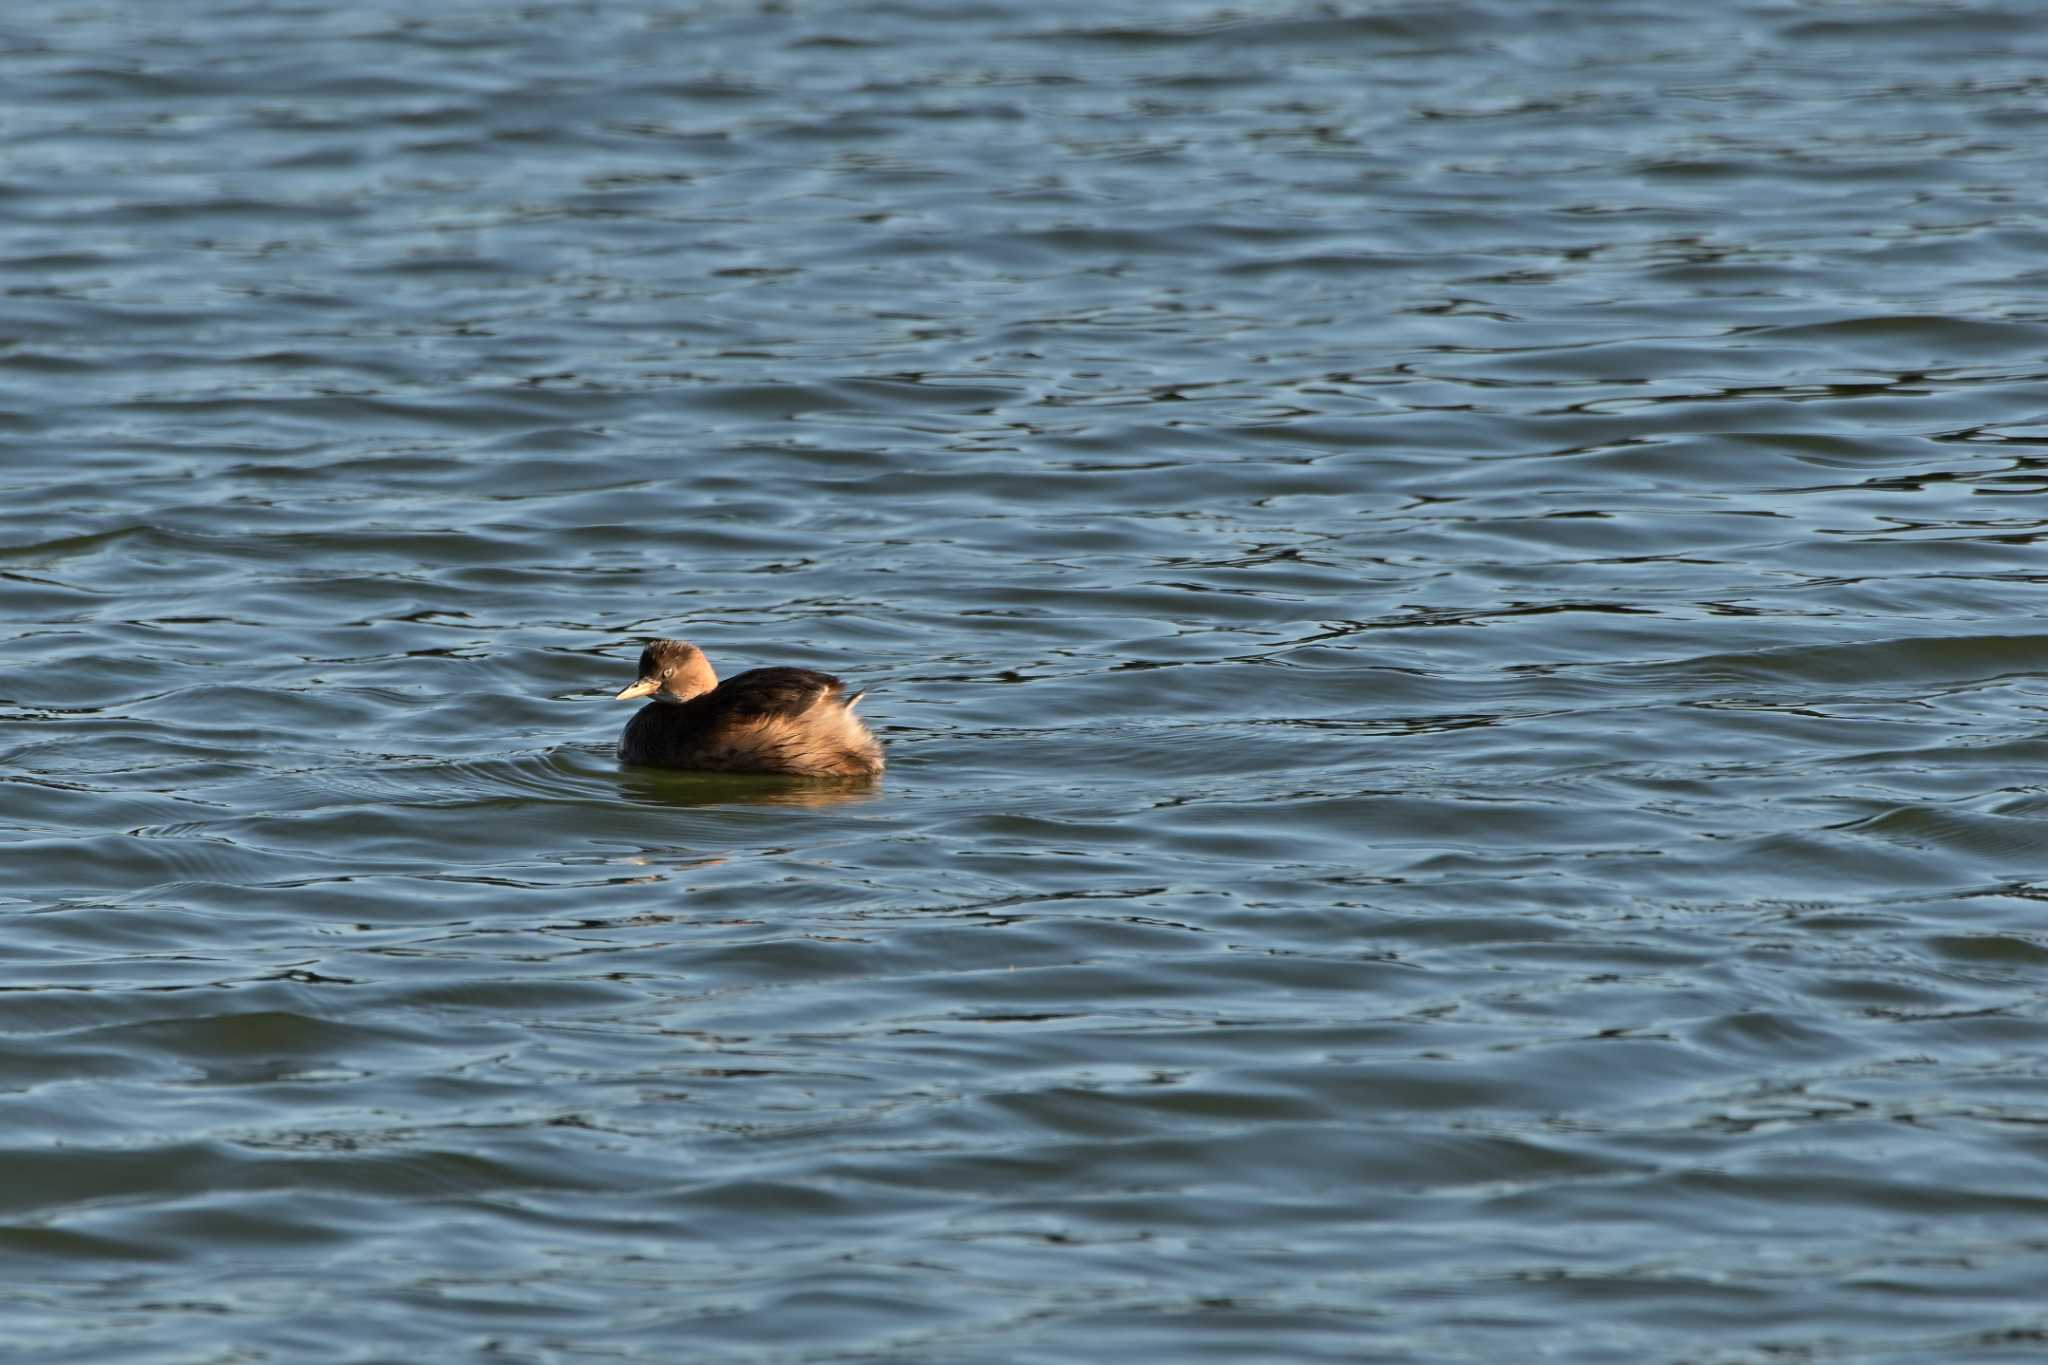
614 677 661 701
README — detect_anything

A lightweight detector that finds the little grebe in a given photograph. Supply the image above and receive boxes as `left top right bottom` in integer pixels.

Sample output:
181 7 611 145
613 638 883 778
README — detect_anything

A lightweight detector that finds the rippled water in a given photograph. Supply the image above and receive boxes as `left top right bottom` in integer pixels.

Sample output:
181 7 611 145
7 1 2048 1359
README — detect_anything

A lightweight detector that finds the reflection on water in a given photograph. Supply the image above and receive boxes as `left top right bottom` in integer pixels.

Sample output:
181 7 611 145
5 0 2048 1359
613 766 884 810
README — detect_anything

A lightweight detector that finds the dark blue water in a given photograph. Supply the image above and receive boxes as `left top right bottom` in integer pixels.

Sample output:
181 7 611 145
7 2 2048 1359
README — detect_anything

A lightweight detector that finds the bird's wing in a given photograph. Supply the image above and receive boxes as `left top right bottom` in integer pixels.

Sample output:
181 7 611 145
706 667 847 720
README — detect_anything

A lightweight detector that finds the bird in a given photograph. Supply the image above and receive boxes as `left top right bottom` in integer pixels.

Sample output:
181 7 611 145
612 638 884 778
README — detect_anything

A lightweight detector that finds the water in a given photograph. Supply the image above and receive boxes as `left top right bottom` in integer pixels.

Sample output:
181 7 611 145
5 1 2048 1359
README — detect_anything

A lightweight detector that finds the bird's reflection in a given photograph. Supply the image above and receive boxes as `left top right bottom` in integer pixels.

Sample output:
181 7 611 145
614 766 882 810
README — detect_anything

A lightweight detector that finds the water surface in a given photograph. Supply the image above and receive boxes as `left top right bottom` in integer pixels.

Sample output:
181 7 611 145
6 1 2048 1359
